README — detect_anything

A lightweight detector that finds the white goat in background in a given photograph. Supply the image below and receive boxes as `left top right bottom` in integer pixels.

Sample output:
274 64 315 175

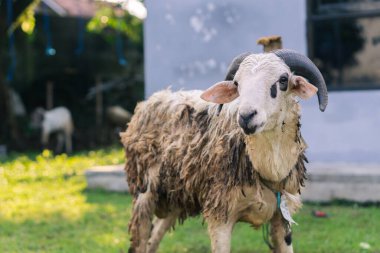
31 106 74 154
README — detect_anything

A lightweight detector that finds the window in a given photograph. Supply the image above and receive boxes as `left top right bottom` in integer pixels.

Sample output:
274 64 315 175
308 0 380 90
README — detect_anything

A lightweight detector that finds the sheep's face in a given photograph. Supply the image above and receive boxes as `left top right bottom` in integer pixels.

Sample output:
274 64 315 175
30 108 45 129
201 53 318 135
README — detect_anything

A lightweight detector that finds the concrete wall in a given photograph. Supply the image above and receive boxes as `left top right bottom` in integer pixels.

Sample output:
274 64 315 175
144 0 380 164
144 0 307 95
301 90 380 163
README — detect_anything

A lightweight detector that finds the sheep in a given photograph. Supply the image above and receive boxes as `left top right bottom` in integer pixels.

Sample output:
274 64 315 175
106 105 132 128
106 105 133 142
31 106 74 154
120 49 328 253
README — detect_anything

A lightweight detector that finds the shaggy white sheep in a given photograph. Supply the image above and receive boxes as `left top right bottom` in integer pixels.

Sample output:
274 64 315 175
121 49 328 253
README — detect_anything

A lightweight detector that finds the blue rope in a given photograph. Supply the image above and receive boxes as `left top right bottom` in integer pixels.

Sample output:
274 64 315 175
43 6 56 56
74 0 85 55
262 191 281 250
75 18 85 55
6 0 16 81
116 18 127 66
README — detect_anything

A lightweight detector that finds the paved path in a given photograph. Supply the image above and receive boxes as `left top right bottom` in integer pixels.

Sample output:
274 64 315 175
303 163 380 202
85 165 128 192
85 163 380 202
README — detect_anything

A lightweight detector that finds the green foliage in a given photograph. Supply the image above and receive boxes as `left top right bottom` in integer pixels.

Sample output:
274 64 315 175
1 149 380 252
8 1 142 42
8 0 40 35
87 6 142 43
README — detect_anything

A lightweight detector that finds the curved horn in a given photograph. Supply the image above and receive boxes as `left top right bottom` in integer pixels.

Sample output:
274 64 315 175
225 52 252 81
273 49 328 112
217 52 251 115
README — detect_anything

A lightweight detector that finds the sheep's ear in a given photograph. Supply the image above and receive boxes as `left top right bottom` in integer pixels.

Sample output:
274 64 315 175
290 75 318 100
200 81 239 104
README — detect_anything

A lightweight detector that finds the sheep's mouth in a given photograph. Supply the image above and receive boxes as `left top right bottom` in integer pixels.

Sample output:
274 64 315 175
241 122 265 135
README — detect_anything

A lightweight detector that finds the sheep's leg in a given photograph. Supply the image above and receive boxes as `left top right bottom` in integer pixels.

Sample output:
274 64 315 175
64 132 72 154
129 192 155 253
41 129 50 150
270 211 293 253
207 219 234 253
147 214 177 253
56 132 64 154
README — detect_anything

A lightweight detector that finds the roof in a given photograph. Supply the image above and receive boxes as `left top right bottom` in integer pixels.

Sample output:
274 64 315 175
39 0 97 17
36 0 147 19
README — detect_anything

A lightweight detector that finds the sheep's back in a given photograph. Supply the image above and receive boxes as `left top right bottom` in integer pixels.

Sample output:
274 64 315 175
121 89 255 220
121 90 209 193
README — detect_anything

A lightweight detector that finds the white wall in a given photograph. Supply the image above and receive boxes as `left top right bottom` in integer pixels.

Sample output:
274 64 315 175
144 0 380 164
301 90 380 163
144 0 307 96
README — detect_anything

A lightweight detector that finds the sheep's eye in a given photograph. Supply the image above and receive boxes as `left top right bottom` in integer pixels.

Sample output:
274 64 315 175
234 81 239 87
279 73 288 91
279 76 288 84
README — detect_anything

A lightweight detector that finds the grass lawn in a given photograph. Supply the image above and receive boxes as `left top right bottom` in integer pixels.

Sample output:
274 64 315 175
1 148 379 253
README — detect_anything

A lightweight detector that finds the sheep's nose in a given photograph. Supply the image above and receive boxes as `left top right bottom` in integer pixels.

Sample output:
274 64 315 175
239 110 257 125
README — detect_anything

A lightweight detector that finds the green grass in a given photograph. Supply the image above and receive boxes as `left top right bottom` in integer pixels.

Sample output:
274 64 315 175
1 149 380 253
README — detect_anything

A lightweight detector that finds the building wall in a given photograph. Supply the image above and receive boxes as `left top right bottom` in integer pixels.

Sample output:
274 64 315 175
144 0 380 164
301 90 380 163
144 0 307 96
